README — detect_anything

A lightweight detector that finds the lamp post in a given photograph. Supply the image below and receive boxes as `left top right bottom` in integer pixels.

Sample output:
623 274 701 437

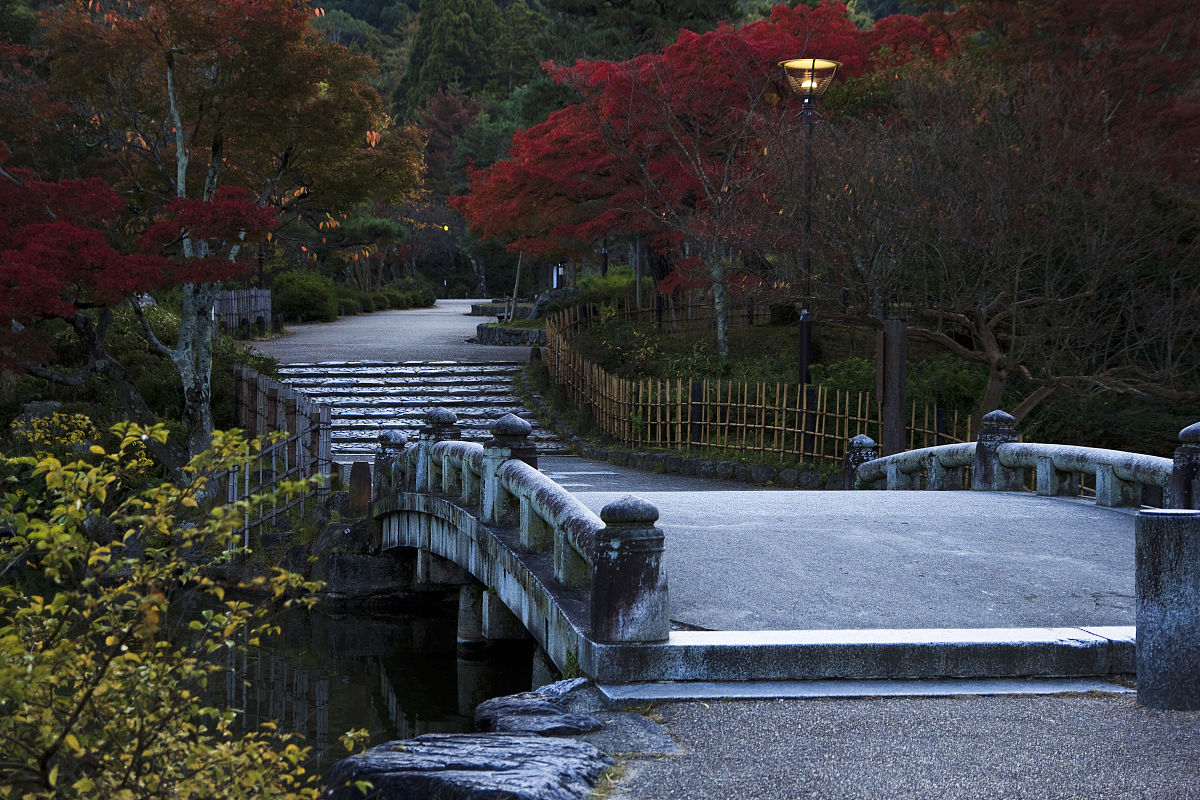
779 58 841 385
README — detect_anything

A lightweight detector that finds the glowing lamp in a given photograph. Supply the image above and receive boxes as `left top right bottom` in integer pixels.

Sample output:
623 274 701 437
778 58 842 103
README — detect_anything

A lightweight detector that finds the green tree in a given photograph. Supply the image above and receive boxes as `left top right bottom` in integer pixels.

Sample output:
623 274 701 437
0 0 36 45
536 0 741 60
395 0 503 114
492 0 547 94
0 422 360 800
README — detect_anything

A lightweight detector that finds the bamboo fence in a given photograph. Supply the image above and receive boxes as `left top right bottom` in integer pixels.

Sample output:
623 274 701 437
544 303 972 465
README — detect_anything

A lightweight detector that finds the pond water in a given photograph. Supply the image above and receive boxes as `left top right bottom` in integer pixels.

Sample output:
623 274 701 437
209 604 538 770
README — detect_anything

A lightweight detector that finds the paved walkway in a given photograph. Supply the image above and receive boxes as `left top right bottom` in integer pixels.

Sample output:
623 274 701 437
251 298 532 363
253 303 1198 799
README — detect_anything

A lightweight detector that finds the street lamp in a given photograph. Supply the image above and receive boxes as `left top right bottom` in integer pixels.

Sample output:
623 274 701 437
779 57 841 384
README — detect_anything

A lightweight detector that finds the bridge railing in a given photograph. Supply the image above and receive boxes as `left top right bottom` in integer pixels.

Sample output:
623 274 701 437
850 410 1200 510
373 410 669 644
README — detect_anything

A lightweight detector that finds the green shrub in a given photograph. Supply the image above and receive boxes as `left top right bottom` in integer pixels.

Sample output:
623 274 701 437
380 288 405 308
372 291 391 311
357 292 376 313
810 357 874 396
0 423 360 800
387 276 436 307
547 266 651 314
272 270 337 322
337 297 361 316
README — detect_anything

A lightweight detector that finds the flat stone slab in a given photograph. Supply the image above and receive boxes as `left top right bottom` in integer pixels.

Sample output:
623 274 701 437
573 490 1137 632
323 734 612 800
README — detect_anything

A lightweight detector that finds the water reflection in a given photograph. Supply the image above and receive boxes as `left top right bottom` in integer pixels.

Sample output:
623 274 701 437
209 604 537 770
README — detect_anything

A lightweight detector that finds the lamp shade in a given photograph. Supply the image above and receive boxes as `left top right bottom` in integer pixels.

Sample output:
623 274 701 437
779 58 842 101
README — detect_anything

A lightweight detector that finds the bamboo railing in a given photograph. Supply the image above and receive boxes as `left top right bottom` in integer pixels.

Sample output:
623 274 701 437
544 302 972 465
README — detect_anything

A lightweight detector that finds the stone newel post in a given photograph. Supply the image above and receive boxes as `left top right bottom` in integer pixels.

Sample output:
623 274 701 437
843 433 879 489
373 430 408 498
417 408 459 492
482 414 537 525
1168 422 1200 510
971 409 1022 491
590 495 669 644
1135 509 1200 710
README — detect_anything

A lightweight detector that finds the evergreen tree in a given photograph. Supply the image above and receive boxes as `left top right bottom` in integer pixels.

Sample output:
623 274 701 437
536 0 740 59
396 0 503 114
492 0 546 94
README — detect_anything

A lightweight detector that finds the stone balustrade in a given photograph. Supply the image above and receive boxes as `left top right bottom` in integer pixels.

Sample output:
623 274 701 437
373 409 669 646
852 409 1197 510
854 441 976 491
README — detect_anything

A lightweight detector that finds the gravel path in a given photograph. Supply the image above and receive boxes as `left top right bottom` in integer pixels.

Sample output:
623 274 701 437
611 694 1200 800
250 298 532 364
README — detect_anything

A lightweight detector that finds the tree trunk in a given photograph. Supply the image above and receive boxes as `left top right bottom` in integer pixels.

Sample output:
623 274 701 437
978 360 1009 426
176 282 219 457
710 255 729 363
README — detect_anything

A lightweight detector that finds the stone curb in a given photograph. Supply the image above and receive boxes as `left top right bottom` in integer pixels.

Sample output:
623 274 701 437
596 677 1134 704
516 371 836 489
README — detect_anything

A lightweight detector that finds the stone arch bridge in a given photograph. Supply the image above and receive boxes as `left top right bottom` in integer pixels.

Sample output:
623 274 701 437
369 409 1200 699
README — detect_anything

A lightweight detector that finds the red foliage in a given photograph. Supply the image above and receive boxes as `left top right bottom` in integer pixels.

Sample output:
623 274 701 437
140 186 278 251
0 148 273 324
455 1 945 278
0 168 168 321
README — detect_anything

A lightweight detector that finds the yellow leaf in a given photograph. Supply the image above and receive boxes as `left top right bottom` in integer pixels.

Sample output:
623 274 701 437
64 733 80 752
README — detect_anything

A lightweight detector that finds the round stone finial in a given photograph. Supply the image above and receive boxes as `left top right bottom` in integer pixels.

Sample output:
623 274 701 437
600 494 659 525
378 430 408 449
849 433 877 449
981 409 1016 428
490 413 532 438
1180 421 1200 444
424 408 458 426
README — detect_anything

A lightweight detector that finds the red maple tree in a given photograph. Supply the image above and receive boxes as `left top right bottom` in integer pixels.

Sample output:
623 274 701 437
456 1 941 359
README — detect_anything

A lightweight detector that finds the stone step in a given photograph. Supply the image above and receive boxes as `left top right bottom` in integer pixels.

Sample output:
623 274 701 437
276 361 523 378
274 360 567 461
315 401 526 415
283 378 519 390
295 388 520 400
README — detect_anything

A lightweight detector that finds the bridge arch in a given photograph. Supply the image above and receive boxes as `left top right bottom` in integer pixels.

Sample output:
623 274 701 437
372 415 669 680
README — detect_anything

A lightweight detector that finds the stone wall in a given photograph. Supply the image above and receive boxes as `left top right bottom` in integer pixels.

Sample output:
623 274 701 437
469 302 533 317
474 323 547 347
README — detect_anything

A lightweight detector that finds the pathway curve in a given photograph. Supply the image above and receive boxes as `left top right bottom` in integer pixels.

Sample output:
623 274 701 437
250 298 532 363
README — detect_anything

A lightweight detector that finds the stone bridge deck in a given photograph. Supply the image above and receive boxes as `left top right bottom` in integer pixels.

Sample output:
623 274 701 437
376 439 1138 687
568 489 1135 633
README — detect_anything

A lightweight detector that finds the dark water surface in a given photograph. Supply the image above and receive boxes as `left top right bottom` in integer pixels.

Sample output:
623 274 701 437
206 604 537 770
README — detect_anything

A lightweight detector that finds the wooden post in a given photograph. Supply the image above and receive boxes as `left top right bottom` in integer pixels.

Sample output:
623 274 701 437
881 316 907 456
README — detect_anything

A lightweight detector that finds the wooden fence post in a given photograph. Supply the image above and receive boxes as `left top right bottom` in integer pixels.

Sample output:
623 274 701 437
254 374 268 438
